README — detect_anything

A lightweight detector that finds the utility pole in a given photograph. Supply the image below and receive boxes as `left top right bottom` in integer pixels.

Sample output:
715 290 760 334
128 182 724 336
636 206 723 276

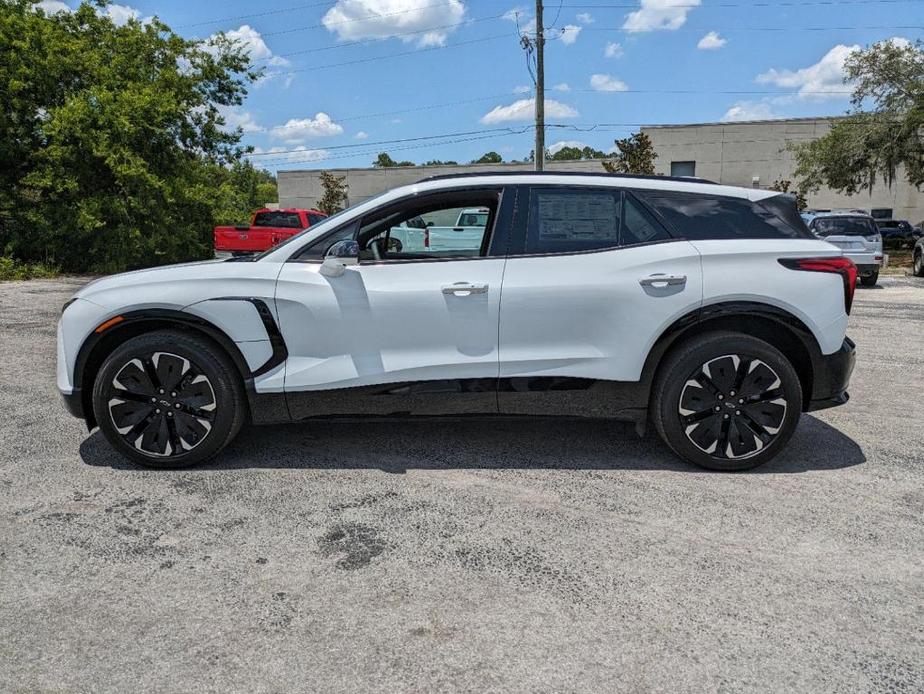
534 0 545 171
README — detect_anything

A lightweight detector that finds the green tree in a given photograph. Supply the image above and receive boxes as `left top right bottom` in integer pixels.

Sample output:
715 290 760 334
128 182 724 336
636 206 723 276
548 145 609 161
316 171 349 214
768 179 808 211
423 159 459 166
792 39 924 194
601 132 658 175
211 162 277 226
373 152 414 167
471 151 502 164
0 0 259 273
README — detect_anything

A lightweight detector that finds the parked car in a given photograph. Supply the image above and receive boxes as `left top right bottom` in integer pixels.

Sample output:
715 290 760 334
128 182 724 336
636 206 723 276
875 219 917 249
802 212 885 286
913 236 924 277
214 208 327 255
58 172 856 472
388 206 491 253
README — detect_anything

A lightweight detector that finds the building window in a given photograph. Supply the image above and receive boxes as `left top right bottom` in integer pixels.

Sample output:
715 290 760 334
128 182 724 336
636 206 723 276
670 161 696 177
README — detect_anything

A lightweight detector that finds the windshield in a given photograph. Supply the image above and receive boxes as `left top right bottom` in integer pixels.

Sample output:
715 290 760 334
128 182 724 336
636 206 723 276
812 217 877 237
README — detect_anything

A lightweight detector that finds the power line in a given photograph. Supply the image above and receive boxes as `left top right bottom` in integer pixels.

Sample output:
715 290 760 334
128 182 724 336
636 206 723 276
274 33 513 74
563 0 924 6
176 1 334 29
579 24 924 31
244 126 532 157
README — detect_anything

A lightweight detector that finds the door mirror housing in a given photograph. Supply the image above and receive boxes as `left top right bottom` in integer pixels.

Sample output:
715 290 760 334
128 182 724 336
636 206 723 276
320 239 359 277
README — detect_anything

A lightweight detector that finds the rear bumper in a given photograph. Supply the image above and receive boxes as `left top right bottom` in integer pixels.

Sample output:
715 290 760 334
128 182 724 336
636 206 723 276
806 337 856 412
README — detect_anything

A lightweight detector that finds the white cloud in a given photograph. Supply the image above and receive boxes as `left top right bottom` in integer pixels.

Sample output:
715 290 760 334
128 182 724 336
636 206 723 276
513 85 532 94
502 7 526 22
752 41 911 100
553 82 570 92
604 41 623 58
559 24 581 45
576 12 594 24
35 1 70 14
721 100 780 122
697 31 726 50
623 0 701 33
270 113 344 143
322 0 466 47
213 25 290 67
104 4 153 26
218 107 262 133
548 140 587 154
590 73 629 92
480 98 578 124
354 131 369 139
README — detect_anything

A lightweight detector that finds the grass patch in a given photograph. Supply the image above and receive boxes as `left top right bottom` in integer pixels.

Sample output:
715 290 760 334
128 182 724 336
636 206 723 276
0 256 61 281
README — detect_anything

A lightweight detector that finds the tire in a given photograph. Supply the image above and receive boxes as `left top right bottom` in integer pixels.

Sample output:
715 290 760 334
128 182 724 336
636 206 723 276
652 332 803 471
914 249 924 277
91 330 246 468
860 271 878 287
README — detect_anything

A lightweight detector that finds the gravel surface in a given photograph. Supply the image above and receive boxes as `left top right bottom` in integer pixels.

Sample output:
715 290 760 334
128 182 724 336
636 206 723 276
1 275 922 693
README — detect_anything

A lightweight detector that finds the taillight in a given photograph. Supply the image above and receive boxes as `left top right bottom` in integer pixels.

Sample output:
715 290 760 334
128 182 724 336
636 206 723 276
779 257 857 314
424 228 430 248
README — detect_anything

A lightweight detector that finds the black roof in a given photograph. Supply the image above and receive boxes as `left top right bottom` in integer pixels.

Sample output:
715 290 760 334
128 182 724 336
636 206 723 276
417 170 717 185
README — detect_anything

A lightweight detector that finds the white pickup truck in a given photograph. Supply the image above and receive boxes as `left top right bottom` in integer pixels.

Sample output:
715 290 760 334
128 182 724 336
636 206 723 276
389 207 489 253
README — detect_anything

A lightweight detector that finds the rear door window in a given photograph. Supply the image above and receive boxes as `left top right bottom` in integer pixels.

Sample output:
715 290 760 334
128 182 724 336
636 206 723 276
640 191 808 239
527 188 620 254
253 211 303 228
813 217 878 237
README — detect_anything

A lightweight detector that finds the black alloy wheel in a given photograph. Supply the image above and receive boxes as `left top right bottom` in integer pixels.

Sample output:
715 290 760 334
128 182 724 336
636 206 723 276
678 354 787 460
652 332 803 471
107 352 217 458
92 331 246 468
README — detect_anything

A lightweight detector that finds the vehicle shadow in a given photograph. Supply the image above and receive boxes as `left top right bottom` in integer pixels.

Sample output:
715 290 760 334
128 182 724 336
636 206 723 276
79 413 865 474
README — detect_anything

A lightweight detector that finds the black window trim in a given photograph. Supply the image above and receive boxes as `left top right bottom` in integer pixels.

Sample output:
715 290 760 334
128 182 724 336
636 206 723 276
504 184 677 259
287 185 515 264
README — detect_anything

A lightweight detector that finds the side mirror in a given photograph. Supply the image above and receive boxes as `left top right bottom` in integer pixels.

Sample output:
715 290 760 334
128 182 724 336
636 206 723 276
320 239 359 277
426 221 435 227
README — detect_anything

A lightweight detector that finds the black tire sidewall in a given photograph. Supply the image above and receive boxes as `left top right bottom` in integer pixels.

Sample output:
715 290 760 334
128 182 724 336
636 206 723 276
653 332 803 471
92 330 245 468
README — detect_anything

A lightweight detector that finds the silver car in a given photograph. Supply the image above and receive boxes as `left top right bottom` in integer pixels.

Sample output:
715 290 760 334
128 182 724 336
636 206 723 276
802 212 886 286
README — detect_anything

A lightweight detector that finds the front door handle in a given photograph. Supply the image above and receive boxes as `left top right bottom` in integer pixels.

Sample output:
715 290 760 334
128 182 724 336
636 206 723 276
442 282 488 296
639 274 686 288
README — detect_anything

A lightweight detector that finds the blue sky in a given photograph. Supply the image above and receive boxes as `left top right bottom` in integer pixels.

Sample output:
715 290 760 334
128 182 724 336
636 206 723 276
39 0 924 171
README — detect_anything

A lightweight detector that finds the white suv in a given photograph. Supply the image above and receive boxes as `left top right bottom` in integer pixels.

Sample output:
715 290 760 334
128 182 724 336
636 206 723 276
801 211 885 286
58 173 857 471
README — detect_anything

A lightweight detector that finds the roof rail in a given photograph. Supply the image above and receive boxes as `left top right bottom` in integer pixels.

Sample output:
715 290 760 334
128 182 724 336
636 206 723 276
416 170 717 185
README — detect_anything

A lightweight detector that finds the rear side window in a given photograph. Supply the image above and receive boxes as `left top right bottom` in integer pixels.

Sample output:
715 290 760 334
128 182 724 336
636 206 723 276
253 211 303 228
640 192 808 240
526 188 670 254
813 217 877 237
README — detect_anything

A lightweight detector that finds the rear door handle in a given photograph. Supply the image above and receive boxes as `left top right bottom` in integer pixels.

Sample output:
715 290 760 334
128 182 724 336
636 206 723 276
639 274 687 288
442 282 488 296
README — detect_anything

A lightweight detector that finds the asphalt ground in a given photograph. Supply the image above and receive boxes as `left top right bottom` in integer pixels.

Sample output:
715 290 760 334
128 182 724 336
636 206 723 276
1 275 922 693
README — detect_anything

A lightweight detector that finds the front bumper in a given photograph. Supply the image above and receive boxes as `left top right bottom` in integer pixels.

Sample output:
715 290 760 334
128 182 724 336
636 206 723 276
62 388 85 419
806 337 856 411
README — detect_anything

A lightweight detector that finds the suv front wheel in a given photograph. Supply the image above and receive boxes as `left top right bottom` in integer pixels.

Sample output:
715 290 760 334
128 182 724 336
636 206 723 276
91 330 246 468
652 332 803 471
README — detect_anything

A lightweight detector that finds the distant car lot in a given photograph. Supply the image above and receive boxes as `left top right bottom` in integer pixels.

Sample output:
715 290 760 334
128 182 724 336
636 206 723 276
1 275 922 692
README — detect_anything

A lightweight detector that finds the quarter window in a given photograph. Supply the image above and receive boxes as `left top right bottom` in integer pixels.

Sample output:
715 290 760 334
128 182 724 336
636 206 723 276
640 191 806 240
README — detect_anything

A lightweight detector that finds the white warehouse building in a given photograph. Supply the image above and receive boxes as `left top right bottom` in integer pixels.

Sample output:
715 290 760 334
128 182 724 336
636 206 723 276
277 117 922 223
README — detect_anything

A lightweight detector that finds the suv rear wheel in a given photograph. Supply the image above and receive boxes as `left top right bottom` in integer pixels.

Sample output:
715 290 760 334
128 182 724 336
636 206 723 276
860 270 878 287
91 330 246 468
652 332 803 471
914 248 924 277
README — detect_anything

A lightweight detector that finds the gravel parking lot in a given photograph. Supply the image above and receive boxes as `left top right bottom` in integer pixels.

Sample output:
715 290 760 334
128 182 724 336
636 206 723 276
1 276 922 693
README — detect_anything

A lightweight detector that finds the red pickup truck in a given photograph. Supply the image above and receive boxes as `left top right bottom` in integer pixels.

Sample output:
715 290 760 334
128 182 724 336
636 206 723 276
214 208 327 254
